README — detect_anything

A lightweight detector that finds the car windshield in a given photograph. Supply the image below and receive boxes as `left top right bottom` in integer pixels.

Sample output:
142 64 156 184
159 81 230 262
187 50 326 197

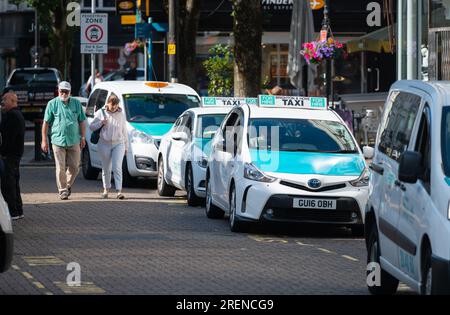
442 107 450 177
195 114 226 138
248 118 358 153
124 94 200 123
9 70 57 85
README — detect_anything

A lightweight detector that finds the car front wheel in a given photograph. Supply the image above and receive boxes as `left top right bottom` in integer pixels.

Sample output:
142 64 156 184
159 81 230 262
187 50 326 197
205 175 224 219
157 158 176 197
367 225 399 295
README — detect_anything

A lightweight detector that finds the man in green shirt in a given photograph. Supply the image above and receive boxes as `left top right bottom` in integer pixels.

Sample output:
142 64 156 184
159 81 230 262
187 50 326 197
41 81 87 200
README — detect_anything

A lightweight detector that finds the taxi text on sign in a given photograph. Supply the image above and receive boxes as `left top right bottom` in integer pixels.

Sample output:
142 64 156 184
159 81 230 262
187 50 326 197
81 13 108 54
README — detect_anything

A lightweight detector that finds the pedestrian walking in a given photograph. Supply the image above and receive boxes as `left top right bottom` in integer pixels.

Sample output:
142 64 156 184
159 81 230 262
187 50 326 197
90 93 128 199
41 81 87 200
83 69 103 97
0 92 25 220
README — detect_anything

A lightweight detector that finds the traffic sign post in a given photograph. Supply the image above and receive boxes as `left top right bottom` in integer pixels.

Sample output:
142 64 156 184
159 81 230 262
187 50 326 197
81 13 108 54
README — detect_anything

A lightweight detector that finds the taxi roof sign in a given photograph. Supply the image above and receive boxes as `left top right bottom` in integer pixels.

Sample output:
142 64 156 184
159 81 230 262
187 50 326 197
202 97 257 107
258 95 328 110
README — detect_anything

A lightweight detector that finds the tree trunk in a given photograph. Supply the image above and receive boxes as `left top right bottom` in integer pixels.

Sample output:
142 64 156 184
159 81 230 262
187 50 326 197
51 1 74 80
232 0 262 97
177 0 200 88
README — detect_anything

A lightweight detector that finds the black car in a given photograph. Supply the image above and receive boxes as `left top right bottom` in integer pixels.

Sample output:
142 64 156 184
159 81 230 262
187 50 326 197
2 67 61 121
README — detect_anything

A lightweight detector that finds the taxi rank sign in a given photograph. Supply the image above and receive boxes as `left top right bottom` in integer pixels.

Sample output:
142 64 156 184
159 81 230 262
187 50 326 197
81 13 108 54
258 95 328 109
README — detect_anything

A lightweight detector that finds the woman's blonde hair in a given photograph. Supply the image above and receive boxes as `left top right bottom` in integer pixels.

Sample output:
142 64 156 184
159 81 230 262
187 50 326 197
107 93 120 106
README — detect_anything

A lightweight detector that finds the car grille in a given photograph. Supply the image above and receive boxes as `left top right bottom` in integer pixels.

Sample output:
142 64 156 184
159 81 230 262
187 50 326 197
267 208 354 223
279 180 347 192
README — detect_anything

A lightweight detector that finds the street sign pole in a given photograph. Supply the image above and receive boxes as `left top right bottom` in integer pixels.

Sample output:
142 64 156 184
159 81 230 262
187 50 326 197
169 0 177 82
148 25 153 81
91 1 96 89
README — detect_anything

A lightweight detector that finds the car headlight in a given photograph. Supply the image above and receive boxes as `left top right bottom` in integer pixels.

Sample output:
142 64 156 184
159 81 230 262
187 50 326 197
131 130 153 144
197 156 208 168
350 167 370 187
244 163 276 182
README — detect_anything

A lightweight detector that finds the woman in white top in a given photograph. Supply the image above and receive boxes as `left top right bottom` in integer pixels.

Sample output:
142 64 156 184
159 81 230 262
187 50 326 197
90 93 128 199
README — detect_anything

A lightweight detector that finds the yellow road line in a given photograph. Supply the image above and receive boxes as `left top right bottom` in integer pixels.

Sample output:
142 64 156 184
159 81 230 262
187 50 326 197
318 248 335 254
23 256 65 266
295 241 315 247
33 281 45 289
53 281 106 294
22 272 34 280
342 255 359 262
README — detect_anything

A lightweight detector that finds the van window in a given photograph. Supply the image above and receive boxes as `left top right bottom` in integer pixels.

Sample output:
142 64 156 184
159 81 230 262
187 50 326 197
442 107 450 177
378 92 421 161
94 89 108 112
86 89 99 117
415 106 431 193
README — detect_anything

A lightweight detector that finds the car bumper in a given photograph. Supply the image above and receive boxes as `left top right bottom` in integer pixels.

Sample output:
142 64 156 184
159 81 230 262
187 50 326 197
193 164 207 198
127 143 159 178
0 232 13 273
237 179 367 226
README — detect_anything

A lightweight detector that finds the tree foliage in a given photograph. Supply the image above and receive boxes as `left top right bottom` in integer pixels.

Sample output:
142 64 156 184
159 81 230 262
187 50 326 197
231 0 262 97
203 44 234 97
12 0 76 79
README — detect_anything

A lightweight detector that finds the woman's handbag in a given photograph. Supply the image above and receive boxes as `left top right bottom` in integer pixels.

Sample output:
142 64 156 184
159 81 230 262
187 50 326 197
90 109 106 144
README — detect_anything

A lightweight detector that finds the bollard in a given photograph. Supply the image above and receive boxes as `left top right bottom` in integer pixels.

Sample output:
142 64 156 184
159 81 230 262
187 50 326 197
34 119 42 161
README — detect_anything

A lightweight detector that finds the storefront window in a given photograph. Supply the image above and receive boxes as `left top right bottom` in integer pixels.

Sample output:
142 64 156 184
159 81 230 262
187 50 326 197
430 0 450 28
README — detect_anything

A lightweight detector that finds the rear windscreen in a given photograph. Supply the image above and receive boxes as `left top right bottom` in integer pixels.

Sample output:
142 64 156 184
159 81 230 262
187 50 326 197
9 70 58 85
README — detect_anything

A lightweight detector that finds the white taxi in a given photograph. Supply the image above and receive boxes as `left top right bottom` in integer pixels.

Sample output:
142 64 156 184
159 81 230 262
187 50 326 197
206 95 370 233
365 81 450 295
157 97 256 206
82 81 201 185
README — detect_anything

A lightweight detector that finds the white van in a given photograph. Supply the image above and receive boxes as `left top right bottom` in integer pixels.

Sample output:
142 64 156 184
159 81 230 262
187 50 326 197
365 80 450 295
82 81 201 185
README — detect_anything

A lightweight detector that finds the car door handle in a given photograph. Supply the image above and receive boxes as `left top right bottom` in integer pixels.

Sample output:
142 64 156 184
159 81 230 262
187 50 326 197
394 180 406 191
369 163 384 175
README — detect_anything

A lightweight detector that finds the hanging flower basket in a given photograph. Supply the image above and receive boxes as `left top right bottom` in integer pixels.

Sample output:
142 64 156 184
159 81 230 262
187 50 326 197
300 38 345 65
124 40 145 56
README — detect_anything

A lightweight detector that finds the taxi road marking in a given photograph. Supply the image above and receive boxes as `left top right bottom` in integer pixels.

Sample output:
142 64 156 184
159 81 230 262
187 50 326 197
23 256 66 266
22 272 34 280
342 255 359 262
317 248 335 254
53 281 106 294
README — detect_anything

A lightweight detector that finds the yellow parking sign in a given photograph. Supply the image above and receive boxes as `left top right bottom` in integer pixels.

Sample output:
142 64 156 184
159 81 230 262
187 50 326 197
168 44 176 55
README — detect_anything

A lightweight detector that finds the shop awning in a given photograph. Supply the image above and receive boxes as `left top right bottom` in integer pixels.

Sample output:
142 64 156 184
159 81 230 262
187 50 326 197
346 26 394 54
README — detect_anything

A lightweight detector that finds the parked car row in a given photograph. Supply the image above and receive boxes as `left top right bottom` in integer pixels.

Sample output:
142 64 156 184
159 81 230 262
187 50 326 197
80 79 449 295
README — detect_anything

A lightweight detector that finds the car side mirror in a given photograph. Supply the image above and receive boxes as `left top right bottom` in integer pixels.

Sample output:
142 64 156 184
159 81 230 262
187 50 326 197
363 146 375 159
172 132 188 142
398 151 422 184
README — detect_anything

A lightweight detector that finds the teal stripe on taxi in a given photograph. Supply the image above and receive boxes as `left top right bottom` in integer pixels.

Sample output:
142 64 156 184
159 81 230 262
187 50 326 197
129 123 173 137
446 177 450 186
250 149 365 176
